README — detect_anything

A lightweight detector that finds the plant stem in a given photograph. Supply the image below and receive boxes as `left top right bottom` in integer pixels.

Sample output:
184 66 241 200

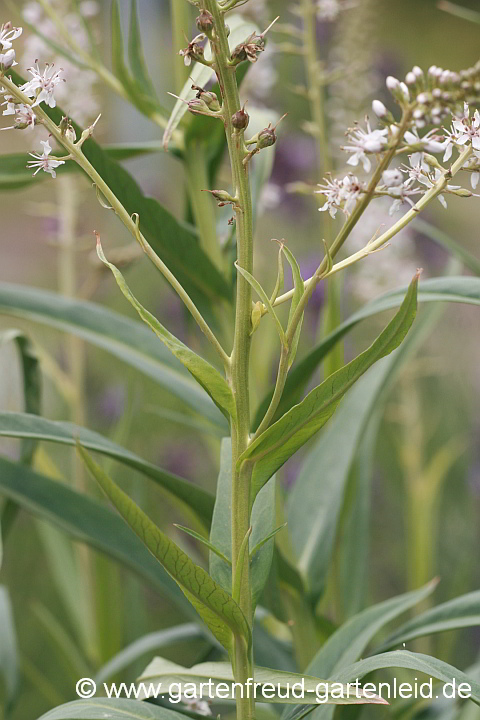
0 75 229 371
201 2 255 718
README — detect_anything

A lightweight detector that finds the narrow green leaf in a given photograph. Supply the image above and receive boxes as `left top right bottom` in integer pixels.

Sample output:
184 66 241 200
438 1 480 24
0 412 214 527
37 698 193 720
253 275 480 430
243 273 419 498
0 282 227 430
0 457 197 617
235 263 286 346
33 603 90 682
282 244 305 369
209 439 276 610
138 658 387 705
250 524 287 558
0 586 19 712
111 0 127 78
10 69 234 310
174 525 232 566
97 242 236 422
0 330 41 463
270 245 285 305
288 301 443 597
335 651 480 705
96 624 209 683
79 446 250 653
377 590 480 651
128 0 157 96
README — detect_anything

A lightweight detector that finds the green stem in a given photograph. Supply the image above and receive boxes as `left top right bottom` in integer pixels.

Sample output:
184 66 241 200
0 75 229 371
201 2 255 719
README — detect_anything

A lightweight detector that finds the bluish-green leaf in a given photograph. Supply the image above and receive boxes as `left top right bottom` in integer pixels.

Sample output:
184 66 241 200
0 586 19 712
79 446 250 653
36 698 193 720
209 439 276 609
0 457 196 617
97 242 236 422
0 412 214 527
253 275 480 430
243 273 419 498
0 282 227 431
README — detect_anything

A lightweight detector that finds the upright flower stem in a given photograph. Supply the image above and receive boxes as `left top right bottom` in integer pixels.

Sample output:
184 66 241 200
202 2 255 719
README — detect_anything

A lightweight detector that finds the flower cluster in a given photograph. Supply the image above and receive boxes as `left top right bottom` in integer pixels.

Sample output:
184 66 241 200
316 65 480 220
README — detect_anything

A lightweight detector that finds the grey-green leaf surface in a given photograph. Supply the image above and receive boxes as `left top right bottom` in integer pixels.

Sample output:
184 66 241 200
0 330 41 463
0 412 214 527
243 273 419 497
79 447 250 653
0 586 19 712
287 300 443 598
209 439 276 609
96 624 209 683
334 651 480 705
0 457 195 616
97 243 236 422
138 658 387 705
253 275 480 429
282 582 439 720
282 244 305 370
377 590 480 651
36 698 192 720
0 282 227 431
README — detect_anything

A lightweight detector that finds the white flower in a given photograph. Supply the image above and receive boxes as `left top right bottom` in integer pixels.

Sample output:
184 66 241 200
0 22 22 50
27 139 65 178
443 103 480 161
0 48 16 70
403 128 447 155
342 119 388 172
21 62 64 108
472 172 479 190
316 174 364 218
382 169 404 187
405 159 460 209
1 100 36 130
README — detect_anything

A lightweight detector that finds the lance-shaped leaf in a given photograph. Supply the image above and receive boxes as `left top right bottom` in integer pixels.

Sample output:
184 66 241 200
235 263 286 346
97 241 236 422
0 586 19 713
0 456 196 615
0 282 226 430
253 274 480 430
242 272 419 498
0 330 41 463
377 590 480 652
282 244 305 370
0 412 215 527
138 658 387 705
209 439 276 610
79 446 250 653
36 698 193 720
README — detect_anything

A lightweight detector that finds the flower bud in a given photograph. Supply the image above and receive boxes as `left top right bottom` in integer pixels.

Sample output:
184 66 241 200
232 105 249 130
251 301 263 334
257 126 277 149
386 76 400 91
372 99 388 118
382 169 404 187
196 10 214 34
406 72 416 85
0 48 16 71
452 188 473 197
